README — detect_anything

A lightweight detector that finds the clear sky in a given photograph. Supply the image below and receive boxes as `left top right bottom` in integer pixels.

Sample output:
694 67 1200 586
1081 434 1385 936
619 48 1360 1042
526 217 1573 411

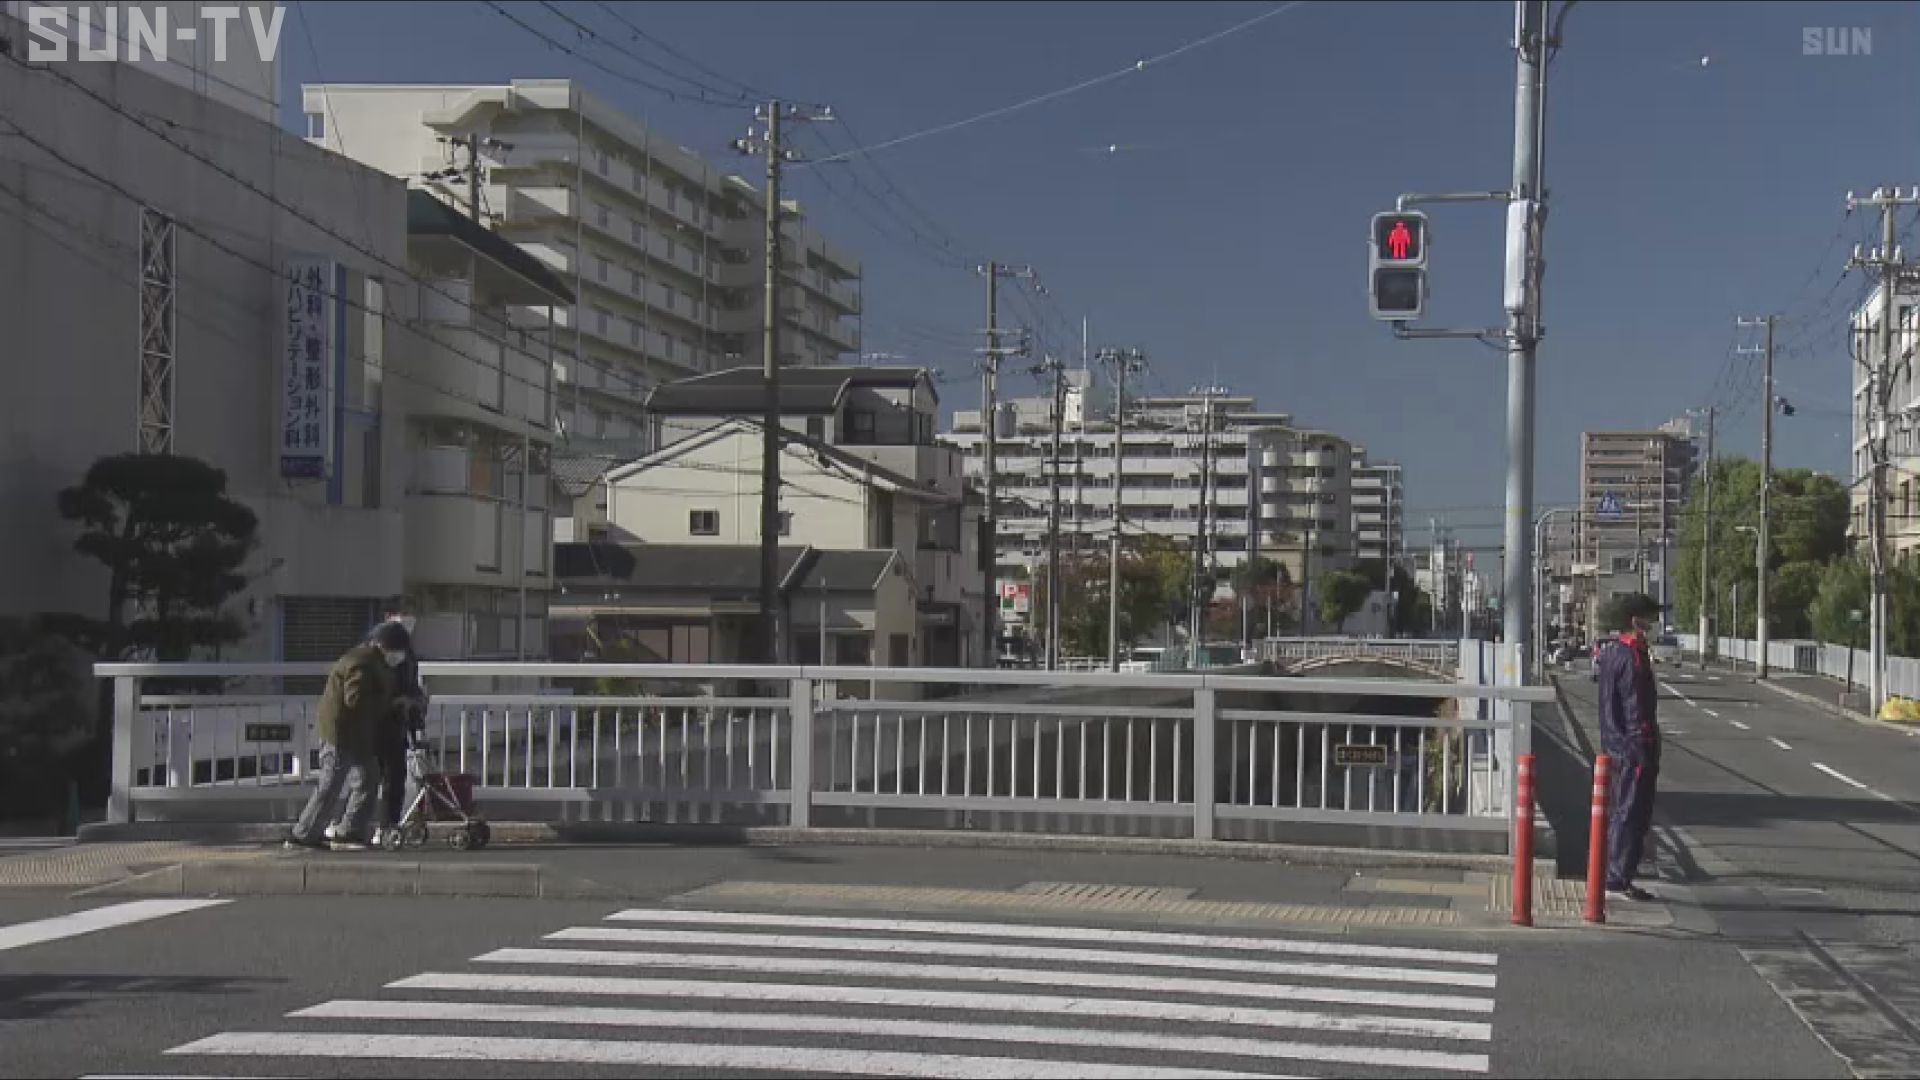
283 0 1918 557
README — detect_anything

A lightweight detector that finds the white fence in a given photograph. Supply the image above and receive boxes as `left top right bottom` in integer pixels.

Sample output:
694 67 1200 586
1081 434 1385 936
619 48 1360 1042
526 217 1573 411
1681 634 1920 698
97 662 1550 848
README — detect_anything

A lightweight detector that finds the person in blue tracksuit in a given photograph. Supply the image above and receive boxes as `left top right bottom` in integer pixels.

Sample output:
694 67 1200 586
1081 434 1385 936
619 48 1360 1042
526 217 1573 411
1596 592 1662 901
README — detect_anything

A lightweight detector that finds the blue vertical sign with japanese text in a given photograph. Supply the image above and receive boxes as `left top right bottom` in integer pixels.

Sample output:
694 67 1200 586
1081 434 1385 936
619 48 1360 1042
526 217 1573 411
280 256 336 480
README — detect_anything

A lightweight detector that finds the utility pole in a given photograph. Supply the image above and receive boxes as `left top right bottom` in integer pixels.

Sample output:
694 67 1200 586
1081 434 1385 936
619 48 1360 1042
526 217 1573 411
1737 315 1776 678
1501 0 1551 664
1040 353 1068 671
1694 406 1716 666
1102 348 1143 670
977 262 1037 665
733 101 830 663
1848 186 1920 713
1189 385 1229 656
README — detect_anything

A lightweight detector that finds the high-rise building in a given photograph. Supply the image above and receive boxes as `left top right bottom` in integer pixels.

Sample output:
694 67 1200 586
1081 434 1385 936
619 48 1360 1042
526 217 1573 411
299 79 862 452
1578 428 1699 630
1350 449 1405 569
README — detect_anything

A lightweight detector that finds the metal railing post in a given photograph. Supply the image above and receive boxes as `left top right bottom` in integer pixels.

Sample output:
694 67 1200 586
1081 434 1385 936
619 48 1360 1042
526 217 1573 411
789 677 814 828
108 675 138 823
1192 685 1216 841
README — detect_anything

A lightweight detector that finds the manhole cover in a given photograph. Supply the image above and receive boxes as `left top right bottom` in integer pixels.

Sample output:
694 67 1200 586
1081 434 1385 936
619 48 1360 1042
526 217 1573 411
1015 882 1196 903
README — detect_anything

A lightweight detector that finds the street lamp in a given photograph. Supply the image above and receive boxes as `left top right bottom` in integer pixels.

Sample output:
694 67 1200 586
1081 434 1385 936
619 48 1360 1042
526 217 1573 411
1735 525 1764 673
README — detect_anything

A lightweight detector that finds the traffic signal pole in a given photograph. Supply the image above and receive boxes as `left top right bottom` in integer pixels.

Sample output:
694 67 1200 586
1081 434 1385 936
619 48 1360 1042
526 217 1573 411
1502 1 1549 676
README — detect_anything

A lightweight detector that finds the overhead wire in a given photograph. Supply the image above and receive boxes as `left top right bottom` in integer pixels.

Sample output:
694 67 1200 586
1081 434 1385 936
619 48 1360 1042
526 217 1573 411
481 1 742 108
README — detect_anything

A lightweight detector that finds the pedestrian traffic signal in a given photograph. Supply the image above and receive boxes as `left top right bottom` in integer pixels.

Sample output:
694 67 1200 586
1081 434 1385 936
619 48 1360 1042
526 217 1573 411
1372 212 1427 266
1369 211 1428 321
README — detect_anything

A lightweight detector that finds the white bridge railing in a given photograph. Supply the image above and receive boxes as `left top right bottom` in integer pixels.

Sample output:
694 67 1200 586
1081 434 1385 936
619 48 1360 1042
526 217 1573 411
1259 637 1462 671
97 662 1550 847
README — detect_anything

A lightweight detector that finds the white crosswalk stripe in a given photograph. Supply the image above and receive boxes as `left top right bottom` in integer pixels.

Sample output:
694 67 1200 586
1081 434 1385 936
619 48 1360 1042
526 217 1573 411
155 907 1501 1077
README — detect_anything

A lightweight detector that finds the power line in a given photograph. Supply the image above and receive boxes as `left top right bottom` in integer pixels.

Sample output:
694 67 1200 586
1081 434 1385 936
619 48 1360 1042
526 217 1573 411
804 0 1312 164
481 1 741 108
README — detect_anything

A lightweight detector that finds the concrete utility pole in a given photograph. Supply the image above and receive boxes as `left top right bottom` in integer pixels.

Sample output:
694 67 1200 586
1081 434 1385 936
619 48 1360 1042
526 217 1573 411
1189 385 1229 656
1847 186 1920 713
1501 0 1552 668
1737 315 1776 677
1694 406 1716 666
733 101 829 662
1102 348 1143 670
1041 353 1068 671
977 262 1035 666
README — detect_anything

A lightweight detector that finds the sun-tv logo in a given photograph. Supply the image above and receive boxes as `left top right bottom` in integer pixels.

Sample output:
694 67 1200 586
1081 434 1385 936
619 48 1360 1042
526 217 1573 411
1803 27 1872 57
25 4 285 63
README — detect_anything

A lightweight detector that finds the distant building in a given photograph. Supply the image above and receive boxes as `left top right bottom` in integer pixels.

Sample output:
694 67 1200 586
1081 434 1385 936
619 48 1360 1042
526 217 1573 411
1578 429 1699 632
300 78 862 451
1849 281 1920 564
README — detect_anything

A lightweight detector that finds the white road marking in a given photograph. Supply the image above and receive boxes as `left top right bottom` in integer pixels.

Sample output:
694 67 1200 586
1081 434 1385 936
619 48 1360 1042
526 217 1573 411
472 949 1493 1028
167 1033 1295 1079
0 900 228 953
545 926 1496 988
391 971 1495 1032
1660 681 1696 706
1702 708 1721 718
605 908 1499 966
296 999 1489 1074
1812 762 1869 790
1770 737 1794 751
1730 720 1751 730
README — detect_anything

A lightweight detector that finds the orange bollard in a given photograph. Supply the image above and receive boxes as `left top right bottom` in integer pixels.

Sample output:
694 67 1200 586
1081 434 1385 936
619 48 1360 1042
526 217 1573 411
1512 754 1535 927
1584 754 1612 924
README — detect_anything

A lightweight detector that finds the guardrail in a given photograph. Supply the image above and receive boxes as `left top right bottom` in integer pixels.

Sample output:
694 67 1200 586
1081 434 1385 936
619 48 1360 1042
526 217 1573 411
1681 634 1920 698
96 662 1551 849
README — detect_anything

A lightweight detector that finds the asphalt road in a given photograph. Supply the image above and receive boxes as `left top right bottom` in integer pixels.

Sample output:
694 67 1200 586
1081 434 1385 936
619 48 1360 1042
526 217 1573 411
1559 665 1920 1076
0 882 1844 1078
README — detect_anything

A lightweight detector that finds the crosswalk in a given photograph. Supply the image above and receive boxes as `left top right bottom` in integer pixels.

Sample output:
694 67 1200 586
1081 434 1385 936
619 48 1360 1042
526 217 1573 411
155 906 1501 1077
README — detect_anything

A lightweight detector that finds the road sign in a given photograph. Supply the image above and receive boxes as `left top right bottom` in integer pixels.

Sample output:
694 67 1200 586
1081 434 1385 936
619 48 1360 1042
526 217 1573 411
1369 211 1429 321
244 723 293 743
1333 744 1389 767
1597 492 1624 519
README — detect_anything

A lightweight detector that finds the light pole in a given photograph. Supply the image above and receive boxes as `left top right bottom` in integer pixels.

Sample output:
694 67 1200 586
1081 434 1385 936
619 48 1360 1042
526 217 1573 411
1735 524 1764 675
1532 507 1574 682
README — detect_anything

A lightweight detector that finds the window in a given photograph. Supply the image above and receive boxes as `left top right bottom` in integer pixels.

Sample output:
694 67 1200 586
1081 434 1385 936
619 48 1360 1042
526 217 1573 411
593 307 610 336
777 511 793 537
628 319 642 347
631 220 646 245
594 147 609 174
666 186 678 211
806 416 826 441
689 509 719 536
664 287 677 311
305 111 325 138
595 202 610 229
595 255 609 283
630 267 643 294
848 410 876 445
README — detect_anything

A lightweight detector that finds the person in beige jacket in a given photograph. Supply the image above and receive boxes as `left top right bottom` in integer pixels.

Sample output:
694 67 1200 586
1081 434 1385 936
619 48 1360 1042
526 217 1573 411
285 622 409 851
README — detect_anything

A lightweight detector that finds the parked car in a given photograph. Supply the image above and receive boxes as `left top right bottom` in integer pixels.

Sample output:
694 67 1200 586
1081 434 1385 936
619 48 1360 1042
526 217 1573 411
1651 633 1683 665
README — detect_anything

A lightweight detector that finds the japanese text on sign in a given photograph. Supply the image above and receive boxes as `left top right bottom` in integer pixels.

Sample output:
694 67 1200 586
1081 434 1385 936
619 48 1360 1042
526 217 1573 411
280 256 335 480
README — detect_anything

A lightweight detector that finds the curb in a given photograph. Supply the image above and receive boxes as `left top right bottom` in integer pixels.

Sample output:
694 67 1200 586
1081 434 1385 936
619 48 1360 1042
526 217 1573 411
83 856 620 900
75 822 1546 878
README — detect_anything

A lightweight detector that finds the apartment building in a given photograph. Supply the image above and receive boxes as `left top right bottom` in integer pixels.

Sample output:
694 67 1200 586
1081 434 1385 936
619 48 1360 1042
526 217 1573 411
944 387 1360 628
1578 427 1699 624
1850 281 1920 563
1350 449 1405 568
299 79 862 450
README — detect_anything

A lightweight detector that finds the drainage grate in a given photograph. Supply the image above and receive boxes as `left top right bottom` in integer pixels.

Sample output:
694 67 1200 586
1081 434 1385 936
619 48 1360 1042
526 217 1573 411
1014 882 1196 903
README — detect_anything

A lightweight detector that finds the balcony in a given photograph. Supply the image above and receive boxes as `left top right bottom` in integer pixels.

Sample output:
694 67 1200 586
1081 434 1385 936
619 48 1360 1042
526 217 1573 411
415 325 550 430
506 186 574 225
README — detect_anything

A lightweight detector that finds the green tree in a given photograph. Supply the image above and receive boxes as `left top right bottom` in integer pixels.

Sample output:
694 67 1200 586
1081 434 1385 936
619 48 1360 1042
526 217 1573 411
1046 540 1189 658
0 616 96 821
57 454 258 665
1675 457 1847 637
1388 565 1429 636
1771 560 1823 639
1319 570 1375 629
1810 558 1870 647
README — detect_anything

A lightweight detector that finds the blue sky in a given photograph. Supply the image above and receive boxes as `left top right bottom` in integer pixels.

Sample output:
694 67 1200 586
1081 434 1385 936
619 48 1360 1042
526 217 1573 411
283 1 1917 553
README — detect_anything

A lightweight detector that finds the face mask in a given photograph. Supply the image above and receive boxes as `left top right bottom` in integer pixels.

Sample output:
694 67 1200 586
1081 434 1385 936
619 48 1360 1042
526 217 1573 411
382 649 406 668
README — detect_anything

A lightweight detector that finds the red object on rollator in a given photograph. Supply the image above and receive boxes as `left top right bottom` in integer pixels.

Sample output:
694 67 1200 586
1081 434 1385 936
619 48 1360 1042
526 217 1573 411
1584 754 1612 924
1513 755 1535 927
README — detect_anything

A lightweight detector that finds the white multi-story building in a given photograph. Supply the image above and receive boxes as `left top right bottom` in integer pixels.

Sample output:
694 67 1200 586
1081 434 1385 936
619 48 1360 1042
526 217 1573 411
1350 449 1405 568
0 18 569 663
944 387 1359 620
1850 281 1920 563
299 78 863 451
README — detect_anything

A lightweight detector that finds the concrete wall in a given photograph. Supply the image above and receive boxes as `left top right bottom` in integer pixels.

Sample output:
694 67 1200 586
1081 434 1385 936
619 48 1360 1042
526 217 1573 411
605 425 875 548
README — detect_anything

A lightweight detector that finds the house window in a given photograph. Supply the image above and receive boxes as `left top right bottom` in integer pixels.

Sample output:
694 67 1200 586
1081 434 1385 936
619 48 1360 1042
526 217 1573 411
628 319 642 347
595 255 609 283
630 267 643 294
305 111 325 138
593 307 610 335
848 410 876 445
777 511 793 537
595 202 610 229
631 220 646 245
689 509 719 536
806 416 826 441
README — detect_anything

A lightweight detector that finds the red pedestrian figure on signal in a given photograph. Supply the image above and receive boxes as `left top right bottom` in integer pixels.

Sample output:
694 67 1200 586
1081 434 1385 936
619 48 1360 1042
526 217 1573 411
1388 219 1413 260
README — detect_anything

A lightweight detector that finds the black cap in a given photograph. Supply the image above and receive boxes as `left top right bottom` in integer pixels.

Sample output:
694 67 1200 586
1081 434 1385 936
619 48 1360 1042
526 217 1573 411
1603 592 1662 631
370 621 412 652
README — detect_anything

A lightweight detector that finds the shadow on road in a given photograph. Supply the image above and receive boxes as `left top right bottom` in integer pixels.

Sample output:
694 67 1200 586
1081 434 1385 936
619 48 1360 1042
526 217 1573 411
0 974 274 1020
